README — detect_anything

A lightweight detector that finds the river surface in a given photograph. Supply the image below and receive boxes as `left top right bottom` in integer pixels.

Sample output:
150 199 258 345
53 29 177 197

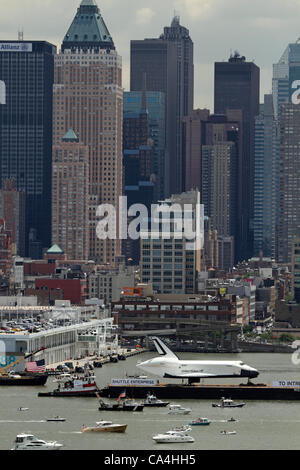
1 352 300 450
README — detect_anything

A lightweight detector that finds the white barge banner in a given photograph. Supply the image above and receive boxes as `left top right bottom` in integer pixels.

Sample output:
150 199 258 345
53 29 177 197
272 380 300 388
111 378 156 387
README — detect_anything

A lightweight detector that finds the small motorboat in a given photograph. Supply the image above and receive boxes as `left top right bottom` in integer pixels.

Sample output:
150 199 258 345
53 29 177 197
189 417 211 426
18 408 29 412
228 417 239 423
168 404 191 415
212 398 245 408
153 430 195 444
81 421 127 433
46 416 66 422
142 394 169 408
11 434 63 450
220 430 237 436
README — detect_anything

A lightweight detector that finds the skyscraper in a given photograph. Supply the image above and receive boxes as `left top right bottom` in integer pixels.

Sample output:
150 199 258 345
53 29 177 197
0 40 56 257
131 15 194 196
52 129 89 260
254 95 277 258
123 91 166 202
0 179 25 256
123 92 154 264
273 42 300 120
214 53 260 261
272 42 300 248
277 104 300 263
182 109 241 262
54 0 123 264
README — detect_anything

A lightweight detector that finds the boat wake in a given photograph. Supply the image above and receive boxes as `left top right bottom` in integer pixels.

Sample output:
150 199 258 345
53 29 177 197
0 420 46 423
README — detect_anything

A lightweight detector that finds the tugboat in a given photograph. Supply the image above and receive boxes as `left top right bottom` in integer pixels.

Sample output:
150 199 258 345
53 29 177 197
212 397 245 408
39 376 98 397
142 393 169 408
39 366 98 397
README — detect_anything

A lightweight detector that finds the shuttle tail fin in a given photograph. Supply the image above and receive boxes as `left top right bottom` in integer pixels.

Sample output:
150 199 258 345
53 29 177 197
152 337 179 360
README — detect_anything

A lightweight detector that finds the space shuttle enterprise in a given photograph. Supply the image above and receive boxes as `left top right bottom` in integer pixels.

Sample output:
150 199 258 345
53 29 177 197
137 337 259 382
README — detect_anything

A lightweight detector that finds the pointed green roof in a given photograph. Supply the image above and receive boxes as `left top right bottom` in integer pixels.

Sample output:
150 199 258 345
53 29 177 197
62 128 79 143
47 244 64 255
62 0 115 52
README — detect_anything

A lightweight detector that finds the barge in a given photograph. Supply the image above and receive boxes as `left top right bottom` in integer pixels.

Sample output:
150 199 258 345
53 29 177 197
99 382 300 401
0 373 48 386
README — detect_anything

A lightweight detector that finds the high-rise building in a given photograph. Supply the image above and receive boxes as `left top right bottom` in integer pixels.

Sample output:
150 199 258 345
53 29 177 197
131 16 194 196
54 0 123 265
254 96 277 258
277 104 300 263
0 218 12 275
218 236 235 271
140 191 201 294
273 42 300 247
123 91 166 201
182 109 241 262
123 92 154 264
214 53 260 261
182 109 210 192
52 129 89 260
201 114 240 247
273 42 300 120
0 41 56 257
292 237 300 303
0 179 25 256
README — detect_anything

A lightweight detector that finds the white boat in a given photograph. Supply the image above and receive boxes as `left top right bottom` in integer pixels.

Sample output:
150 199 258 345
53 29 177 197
168 404 191 415
153 430 194 444
18 408 29 412
11 434 63 450
220 430 237 436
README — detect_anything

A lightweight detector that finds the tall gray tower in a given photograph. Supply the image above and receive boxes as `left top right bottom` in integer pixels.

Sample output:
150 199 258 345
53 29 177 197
131 16 194 197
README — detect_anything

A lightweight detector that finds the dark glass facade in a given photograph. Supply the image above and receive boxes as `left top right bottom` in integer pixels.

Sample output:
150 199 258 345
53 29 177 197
214 55 260 261
0 41 56 257
130 17 194 197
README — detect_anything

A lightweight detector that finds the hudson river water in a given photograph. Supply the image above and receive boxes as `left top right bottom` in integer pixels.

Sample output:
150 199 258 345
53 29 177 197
1 352 300 450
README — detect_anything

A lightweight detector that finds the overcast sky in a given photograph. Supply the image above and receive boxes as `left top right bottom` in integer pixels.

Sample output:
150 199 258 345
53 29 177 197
1 0 300 109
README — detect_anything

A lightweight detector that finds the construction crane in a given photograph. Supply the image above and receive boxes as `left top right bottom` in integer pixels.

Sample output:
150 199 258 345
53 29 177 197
0 347 46 376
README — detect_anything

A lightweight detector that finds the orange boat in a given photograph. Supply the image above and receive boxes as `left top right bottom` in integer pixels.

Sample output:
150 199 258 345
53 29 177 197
81 421 127 433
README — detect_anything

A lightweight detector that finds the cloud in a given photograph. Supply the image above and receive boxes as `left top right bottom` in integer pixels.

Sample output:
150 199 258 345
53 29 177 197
175 0 214 19
136 8 155 25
